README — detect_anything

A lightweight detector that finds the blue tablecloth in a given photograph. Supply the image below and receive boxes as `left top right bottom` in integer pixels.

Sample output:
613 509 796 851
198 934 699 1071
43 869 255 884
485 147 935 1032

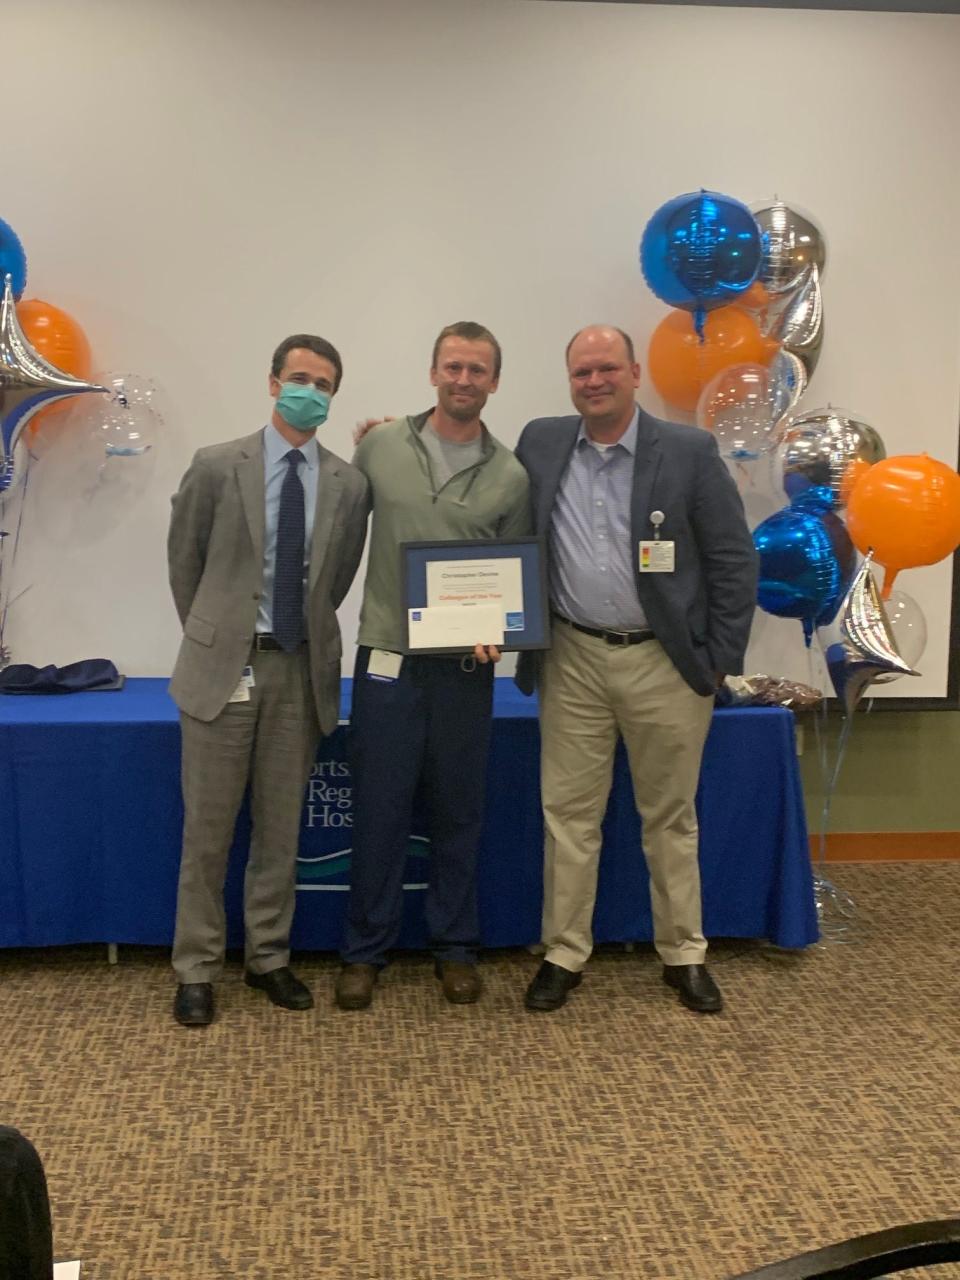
0 678 817 950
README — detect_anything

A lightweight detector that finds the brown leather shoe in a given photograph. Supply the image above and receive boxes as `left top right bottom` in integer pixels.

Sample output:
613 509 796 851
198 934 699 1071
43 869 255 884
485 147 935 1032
335 963 378 1010
435 960 482 1004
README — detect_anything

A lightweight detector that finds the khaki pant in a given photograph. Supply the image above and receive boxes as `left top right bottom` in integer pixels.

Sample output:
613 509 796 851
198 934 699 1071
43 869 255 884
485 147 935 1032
539 621 715 971
172 648 319 983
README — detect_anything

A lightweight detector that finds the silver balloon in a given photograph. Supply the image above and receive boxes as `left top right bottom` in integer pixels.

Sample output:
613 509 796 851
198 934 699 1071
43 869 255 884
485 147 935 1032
753 201 827 295
767 264 824 381
772 407 885 511
824 554 919 715
0 274 108 491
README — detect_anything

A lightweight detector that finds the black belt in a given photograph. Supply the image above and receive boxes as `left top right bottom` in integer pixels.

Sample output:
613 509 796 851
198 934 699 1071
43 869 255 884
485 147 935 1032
253 633 306 652
553 614 656 647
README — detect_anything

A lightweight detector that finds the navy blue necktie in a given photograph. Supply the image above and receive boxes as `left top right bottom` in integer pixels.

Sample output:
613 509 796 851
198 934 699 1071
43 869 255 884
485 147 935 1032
273 449 305 651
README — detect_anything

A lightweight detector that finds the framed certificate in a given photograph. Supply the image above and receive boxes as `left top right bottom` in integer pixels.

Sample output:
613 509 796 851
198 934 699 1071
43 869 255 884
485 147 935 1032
401 537 550 655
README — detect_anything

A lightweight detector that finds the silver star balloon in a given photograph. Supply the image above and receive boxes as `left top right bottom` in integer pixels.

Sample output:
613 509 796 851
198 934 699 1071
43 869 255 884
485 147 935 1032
824 554 919 715
0 273 109 491
769 263 824 381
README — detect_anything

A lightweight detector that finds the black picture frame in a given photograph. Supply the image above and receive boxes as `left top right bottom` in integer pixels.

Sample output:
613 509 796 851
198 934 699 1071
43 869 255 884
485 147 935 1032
401 537 551 655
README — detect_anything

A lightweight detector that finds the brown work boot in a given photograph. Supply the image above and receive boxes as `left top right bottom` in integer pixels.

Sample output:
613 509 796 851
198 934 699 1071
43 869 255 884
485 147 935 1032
434 960 482 1005
335 963 378 1010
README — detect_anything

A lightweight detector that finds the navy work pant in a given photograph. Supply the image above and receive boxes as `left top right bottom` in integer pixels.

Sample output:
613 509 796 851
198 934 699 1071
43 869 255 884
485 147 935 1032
341 647 495 967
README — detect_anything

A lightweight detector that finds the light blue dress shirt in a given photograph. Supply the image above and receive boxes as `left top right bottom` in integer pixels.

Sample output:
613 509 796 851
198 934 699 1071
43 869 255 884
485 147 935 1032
257 423 319 635
549 408 648 631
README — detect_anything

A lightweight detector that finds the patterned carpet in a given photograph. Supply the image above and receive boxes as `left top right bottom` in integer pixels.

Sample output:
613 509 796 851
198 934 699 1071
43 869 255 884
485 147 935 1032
2 863 959 1280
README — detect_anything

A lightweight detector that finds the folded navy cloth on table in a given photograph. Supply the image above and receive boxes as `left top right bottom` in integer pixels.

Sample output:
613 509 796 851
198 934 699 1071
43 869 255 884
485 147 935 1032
0 659 123 694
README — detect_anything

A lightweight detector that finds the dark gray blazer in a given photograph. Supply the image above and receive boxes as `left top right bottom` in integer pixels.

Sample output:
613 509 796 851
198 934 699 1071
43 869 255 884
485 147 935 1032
515 408 758 697
167 430 369 734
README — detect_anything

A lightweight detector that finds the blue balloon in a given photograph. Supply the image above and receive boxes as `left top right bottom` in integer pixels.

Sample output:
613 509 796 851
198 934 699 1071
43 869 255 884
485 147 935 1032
0 217 27 301
640 190 762 332
753 506 856 643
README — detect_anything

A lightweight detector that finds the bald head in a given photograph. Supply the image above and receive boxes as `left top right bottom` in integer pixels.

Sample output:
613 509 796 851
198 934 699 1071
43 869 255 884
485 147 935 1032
565 325 641 442
565 325 635 368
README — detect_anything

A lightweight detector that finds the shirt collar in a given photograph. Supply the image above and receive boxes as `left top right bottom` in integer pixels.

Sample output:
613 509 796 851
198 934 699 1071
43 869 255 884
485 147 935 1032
576 406 639 456
263 422 320 468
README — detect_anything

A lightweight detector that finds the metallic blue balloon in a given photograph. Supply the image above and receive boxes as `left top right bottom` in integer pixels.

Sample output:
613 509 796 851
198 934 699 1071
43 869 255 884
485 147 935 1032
640 190 762 327
753 506 856 643
0 218 27 301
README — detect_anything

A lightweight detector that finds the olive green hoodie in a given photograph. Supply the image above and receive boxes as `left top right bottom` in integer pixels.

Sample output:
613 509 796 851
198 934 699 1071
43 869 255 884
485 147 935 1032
353 411 531 652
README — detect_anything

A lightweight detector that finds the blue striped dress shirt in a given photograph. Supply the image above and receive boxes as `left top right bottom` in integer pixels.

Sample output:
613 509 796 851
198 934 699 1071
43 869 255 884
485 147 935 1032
548 408 648 631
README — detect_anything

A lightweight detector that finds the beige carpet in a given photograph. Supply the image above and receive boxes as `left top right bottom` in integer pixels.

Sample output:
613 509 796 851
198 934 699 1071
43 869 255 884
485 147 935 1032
2 863 959 1280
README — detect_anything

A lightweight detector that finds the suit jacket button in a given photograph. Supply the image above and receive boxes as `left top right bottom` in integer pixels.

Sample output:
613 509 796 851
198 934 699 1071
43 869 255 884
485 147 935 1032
252 592 261 600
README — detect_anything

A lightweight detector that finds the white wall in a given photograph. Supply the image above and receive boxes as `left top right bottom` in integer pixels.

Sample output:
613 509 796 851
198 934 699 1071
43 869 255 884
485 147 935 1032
3 0 958 695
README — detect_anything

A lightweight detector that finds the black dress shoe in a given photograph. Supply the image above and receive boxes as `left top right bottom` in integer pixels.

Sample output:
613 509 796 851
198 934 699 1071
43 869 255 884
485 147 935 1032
662 963 723 1013
244 966 314 1010
174 983 214 1026
525 960 583 1012
434 960 483 1004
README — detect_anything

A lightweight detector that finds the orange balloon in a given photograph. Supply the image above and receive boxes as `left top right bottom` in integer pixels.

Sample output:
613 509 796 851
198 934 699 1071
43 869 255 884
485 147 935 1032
16 298 93 437
736 280 773 312
846 453 960 597
647 307 780 413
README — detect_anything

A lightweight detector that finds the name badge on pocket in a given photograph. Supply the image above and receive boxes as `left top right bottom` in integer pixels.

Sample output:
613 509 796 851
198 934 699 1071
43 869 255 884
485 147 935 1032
228 665 255 703
367 649 403 682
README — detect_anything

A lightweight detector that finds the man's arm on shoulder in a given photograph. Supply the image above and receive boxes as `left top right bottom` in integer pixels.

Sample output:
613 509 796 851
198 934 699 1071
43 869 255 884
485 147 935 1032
167 451 216 626
690 433 758 677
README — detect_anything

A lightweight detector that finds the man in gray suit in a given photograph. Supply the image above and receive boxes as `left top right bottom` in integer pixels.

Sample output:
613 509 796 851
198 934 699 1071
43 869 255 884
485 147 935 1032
515 325 757 1015
167 334 369 1026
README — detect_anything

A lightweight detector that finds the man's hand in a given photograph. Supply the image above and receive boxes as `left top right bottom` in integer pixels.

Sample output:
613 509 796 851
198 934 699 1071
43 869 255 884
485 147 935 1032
352 417 397 446
473 644 502 665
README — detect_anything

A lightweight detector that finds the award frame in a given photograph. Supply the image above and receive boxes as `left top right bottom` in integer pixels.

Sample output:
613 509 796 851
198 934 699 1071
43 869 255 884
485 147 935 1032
401 537 551 656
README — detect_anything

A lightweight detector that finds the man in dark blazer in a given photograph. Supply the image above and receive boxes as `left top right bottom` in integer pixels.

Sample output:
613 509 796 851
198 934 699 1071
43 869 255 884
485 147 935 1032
167 334 368 1026
515 325 757 1015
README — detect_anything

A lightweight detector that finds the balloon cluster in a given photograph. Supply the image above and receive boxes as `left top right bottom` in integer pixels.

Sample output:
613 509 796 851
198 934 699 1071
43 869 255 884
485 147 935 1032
640 194 821 437
640 192 960 710
0 213 163 665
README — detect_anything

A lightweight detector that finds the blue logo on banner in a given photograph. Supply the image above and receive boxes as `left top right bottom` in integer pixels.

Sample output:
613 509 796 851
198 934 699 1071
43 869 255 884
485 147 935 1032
296 738 429 892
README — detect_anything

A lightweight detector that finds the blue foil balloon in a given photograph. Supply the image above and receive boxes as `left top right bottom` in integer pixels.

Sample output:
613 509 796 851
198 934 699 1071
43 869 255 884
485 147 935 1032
640 190 761 334
0 218 27 301
753 506 856 644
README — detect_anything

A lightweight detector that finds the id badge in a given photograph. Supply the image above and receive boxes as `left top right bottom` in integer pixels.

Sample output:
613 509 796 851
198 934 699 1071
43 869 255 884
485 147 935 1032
228 665 256 702
367 649 403 683
639 541 675 573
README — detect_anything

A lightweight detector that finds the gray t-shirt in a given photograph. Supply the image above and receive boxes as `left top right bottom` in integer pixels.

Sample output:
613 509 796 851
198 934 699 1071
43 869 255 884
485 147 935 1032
422 423 485 489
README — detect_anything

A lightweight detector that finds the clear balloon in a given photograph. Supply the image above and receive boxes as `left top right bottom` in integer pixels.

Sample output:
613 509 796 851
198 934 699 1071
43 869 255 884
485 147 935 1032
753 202 827 295
695 362 796 460
823 555 919 714
771 408 885 512
872 588 927 684
640 190 762 331
92 374 164 459
753 504 856 643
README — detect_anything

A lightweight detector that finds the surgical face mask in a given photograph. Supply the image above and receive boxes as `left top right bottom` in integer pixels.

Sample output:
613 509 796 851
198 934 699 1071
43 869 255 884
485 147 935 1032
275 382 331 432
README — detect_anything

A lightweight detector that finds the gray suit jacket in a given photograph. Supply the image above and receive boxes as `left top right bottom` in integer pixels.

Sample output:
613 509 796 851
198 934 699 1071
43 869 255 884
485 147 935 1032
515 408 758 697
168 429 369 734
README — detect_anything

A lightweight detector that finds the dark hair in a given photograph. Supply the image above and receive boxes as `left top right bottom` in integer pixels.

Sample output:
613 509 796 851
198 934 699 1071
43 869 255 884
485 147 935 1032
565 326 636 367
431 322 502 379
271 334 343 391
